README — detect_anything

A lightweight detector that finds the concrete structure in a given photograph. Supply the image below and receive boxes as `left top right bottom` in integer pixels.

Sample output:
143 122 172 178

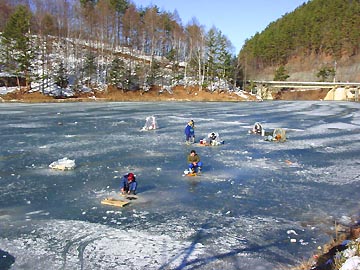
253 81 360 101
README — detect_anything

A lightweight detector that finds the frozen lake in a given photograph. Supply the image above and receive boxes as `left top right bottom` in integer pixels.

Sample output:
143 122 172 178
0 101 360 270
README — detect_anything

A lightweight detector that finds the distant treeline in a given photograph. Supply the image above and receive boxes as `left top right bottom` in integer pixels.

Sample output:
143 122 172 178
238 0 360 74
0 0 238 91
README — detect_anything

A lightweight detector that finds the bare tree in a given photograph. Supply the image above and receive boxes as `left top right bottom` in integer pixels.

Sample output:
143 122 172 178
96 0 115 85
109 0 128 48
143 6 160 57
32 0 57 92
79 0 98 43
169 10 186 62
0 1 14 32
186 19 206 89
122 4 141 48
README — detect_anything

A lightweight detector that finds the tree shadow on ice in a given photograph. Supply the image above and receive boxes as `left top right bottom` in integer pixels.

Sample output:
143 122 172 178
158 224 294 270
0 249 15 270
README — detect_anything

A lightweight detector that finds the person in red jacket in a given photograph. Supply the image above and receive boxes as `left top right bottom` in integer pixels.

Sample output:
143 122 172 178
120 172 137 195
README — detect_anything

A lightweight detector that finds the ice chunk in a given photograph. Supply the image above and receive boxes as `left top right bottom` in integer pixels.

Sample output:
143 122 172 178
287 229 298 235
49 157 76 171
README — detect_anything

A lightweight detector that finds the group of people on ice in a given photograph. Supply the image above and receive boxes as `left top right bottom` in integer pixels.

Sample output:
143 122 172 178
182 119 287 176
249 122 287 142
183 119 222 175
184 120 224 146
118 117 287 194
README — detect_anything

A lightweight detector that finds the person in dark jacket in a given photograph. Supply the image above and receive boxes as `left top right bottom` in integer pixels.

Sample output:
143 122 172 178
187 149 203 173
250 122 264 135
120 172 137 195
184 120 195 143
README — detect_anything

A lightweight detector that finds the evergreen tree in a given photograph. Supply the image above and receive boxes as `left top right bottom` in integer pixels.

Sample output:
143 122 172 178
316 66 335 82
80 0 98 7
110 0 129 14
204 27 235 90
54 62 69 89
82 52 97 87
217 34 234 81
0 5 35 88
107 57 127 89
227 55 240 89
205 27 218 85
166 48 181 79
147 59 161 86
273 65 289 81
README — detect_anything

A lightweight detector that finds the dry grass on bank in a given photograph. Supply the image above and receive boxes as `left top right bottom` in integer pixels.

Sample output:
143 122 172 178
0 86 258 103
1 90 55 102
94 85 258 102
291 223 360 270
1 83 336 103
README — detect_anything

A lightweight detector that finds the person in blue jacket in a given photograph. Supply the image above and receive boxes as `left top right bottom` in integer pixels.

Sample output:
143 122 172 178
120 172 137 195
184 120 195 143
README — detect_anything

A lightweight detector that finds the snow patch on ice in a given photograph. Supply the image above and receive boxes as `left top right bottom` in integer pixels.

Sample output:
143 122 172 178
49 157 76 171
1 219 206 270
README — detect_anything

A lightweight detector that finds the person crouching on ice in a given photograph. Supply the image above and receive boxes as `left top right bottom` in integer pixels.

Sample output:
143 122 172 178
251 122 264 136
208 132 218 145
120 172 137 195
187 150 203 173
184 120 195 143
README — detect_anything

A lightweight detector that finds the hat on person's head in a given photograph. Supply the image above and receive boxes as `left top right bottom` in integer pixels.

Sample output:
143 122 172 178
128 173 135 180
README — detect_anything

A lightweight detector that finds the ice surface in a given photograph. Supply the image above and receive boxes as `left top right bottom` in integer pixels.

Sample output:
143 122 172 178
0 101 359 270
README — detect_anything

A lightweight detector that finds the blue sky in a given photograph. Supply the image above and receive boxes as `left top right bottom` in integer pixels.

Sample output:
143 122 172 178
132 0 308 53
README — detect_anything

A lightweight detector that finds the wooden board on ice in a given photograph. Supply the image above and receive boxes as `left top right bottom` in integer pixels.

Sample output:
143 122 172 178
101 197 129 207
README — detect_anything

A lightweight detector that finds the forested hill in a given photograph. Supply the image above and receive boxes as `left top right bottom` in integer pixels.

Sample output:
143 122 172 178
238 0 360 82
